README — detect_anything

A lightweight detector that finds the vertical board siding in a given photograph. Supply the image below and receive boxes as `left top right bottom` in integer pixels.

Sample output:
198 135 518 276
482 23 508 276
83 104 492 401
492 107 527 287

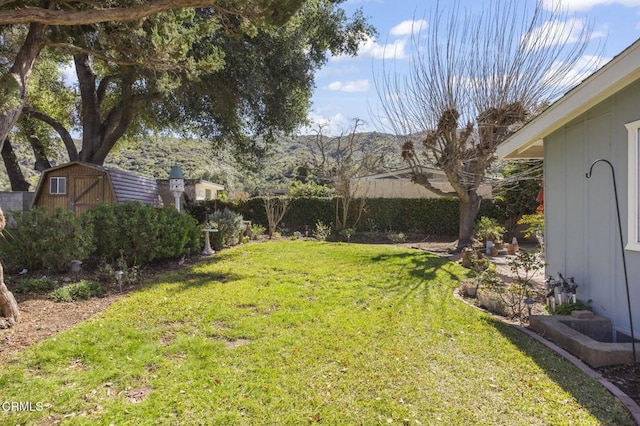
33 162 158 216
546 82 640 336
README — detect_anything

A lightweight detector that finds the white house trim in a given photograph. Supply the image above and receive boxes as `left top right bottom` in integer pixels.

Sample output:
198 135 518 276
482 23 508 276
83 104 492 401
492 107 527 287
626 120 640 252
498 38 640 160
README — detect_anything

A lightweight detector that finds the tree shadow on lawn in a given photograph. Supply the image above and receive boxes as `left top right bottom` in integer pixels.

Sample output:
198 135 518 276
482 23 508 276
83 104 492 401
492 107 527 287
143 253 244 293
368 251 467 302
481 316 635 424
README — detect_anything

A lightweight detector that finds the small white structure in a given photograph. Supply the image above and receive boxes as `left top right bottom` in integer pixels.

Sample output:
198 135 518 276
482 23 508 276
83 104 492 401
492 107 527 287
157 178 224 210
169 165 185 212
350 167 493 199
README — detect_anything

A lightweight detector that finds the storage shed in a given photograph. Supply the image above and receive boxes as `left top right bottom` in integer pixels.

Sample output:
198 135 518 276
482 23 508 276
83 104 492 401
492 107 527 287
32 161 160 216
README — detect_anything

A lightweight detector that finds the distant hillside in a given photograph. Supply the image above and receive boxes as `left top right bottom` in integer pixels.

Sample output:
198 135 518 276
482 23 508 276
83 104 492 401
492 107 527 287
0 132 405 197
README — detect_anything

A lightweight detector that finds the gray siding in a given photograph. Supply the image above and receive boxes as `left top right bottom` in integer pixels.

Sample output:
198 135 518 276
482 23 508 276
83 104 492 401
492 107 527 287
544 80 640 337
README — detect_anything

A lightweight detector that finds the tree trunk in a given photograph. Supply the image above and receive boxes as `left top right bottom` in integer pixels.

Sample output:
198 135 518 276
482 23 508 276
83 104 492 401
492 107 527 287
0 208 19 328
0 22 47 153
1 139 30 191
75 54 135 165
457 192 481 251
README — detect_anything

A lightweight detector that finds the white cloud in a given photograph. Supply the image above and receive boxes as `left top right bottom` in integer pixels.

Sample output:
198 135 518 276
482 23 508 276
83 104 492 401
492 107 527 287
325 80 370 92
332 36 407 61
522 18 599 50
389 19 427 37
299 112 351 136
542 0 640 11
545 54 610 89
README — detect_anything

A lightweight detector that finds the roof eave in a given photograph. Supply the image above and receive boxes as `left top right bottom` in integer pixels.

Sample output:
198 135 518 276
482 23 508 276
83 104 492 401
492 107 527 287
497 38 640 160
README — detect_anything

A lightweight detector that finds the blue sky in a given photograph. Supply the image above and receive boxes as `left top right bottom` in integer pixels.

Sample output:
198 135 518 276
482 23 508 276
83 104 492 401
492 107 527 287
304 0 640 135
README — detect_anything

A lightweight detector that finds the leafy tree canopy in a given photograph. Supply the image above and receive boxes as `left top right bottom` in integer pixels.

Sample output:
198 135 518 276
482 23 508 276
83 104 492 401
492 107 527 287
11 0 375 167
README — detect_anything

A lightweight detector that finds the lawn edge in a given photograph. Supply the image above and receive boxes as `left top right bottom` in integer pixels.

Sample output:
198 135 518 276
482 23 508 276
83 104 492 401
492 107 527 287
453 288 640 425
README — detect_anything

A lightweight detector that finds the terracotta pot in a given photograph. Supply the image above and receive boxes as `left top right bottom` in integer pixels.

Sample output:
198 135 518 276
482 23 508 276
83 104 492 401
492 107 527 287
506 243 519 255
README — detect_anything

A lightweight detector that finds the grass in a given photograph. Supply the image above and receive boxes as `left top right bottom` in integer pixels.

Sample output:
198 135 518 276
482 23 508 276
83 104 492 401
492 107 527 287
0 241 634 425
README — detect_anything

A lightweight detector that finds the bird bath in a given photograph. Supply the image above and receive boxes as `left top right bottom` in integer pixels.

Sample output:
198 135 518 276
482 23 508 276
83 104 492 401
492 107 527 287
202 228 218 255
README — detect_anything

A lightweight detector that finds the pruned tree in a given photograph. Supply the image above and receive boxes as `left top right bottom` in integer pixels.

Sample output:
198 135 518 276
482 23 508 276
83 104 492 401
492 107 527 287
304 119 396 230
264 196 290 238
375 0 596 250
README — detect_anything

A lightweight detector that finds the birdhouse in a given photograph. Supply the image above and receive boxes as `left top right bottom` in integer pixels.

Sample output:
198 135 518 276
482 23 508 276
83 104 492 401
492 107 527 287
169 165 185 193
169 165 185 211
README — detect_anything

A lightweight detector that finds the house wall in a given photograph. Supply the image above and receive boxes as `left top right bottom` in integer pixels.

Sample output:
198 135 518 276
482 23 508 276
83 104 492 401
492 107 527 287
544 79 640 337
350 179 493 199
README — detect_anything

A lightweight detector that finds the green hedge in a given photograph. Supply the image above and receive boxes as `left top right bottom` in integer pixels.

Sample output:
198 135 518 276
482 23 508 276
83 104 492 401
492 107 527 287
190 197 502 236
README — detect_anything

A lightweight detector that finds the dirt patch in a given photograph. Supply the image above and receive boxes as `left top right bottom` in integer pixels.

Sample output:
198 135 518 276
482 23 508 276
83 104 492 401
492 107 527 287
0 294 121 362
598 363 640 405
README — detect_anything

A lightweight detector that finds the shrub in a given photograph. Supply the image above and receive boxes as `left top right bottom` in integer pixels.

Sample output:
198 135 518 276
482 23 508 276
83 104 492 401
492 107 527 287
190 197 503 236
552 300 592 315
154 207 201 259
0 208 94 272
313 221 332 241
475 216 506 242
11 277 59 294
49 280 105 302
289 181 335 198
250 223 266 239
85 202 199 265
208 208 243 250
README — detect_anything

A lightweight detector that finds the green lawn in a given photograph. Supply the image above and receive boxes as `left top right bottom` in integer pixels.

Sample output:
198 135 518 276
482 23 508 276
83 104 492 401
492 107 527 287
0 242 633 425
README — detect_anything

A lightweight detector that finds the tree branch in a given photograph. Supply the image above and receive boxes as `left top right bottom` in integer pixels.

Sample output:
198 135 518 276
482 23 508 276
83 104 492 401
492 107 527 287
0 1 264 25
22 107 79 161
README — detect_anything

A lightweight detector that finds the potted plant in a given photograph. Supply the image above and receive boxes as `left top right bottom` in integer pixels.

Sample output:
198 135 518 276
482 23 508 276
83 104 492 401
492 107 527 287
475 217 506 255
506 237 519 255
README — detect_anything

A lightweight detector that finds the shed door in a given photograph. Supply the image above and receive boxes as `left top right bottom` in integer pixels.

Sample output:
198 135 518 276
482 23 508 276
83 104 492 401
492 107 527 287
73 176 104 216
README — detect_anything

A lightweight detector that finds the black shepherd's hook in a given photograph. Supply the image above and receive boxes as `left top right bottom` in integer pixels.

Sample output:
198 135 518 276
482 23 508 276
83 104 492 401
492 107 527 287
586 159 636 363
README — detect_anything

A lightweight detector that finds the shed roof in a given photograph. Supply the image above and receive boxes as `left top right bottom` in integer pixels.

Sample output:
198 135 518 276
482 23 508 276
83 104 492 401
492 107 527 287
108 168 159 205
497 38 640 160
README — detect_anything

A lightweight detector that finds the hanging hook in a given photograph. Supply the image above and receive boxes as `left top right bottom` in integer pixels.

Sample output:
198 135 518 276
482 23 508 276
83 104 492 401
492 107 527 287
585 158 636 363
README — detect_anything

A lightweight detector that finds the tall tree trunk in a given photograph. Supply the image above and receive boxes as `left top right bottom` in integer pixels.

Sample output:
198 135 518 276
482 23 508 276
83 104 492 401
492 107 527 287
75 54 135 165
0 208 20 328
27 134 52 171
0 22 47 153
457 191 481 250
1 139 30 191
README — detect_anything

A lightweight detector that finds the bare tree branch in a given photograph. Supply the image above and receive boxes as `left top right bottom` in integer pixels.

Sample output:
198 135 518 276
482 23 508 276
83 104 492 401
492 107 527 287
375 0 598 249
